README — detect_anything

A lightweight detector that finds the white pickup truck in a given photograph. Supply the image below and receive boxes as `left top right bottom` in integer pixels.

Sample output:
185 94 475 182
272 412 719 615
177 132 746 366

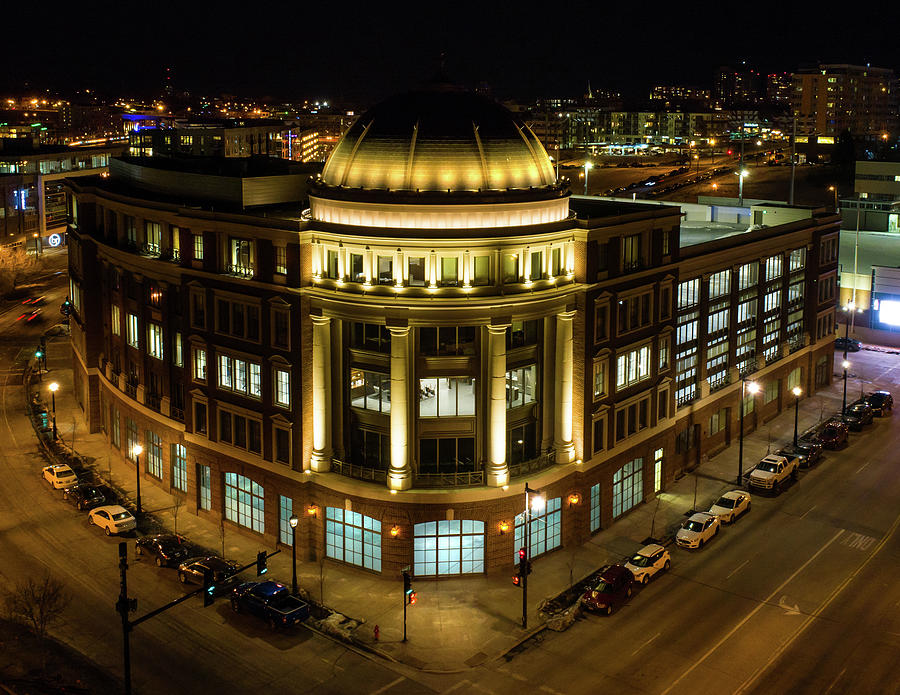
748 454 799 491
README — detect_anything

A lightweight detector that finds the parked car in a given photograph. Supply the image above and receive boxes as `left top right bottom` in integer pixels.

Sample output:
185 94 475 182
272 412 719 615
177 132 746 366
580 564 635 615
835 337 861 352
864 390 893 416
62 483 106 511
178 556 241 588
624 544 670 584
42 464 78 489
88 505 137 535
708 490 751 524
777 440 823 468
843 401 874 431
749 454 799 492
136 533 191 567
818 420 849 449
676 512 720 549
230 581 310 630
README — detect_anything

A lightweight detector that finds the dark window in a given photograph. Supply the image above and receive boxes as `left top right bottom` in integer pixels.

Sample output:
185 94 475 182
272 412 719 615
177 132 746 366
219 410 232 444
350 428 390 470
419 326 476 356
350 322 391 353
194 402 207 434
595 305 608 342
233 415 247 449
273 311 289 349
249 420 261 454
418 437 475 474
507 320 539 349
597 242 608 272
326 250 339 279
275 428 290 463
593 419 605 453
507 422 537 466
191 293 205 329
408 257 426 286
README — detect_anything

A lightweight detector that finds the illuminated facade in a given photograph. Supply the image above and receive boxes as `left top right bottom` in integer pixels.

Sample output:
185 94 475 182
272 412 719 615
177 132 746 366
66 84 838 577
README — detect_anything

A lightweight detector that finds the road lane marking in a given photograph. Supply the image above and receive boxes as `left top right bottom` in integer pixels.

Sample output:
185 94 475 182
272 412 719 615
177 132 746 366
660 528 844 695
726 559 750 579
841 532 876 550
441 681 470 694
498 667 528 682
822 666 847 695
856 461 870 473
539 687 565 695
631 631 661 656
370 676 404 694
733 508 900 695
801 505 816 519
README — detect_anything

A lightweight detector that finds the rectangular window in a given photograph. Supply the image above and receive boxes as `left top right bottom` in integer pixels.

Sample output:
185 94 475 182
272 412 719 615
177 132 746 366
215 297 260 341
709 408 727 435
279 496 294 546
623 234 641 270
275 369 291 408
275 427 291 465
507 319 539 349
788 367 801 391
408 256 426 286
592 360 606 399
506 365 537 409
677 278 700 309
502 253 519 283
789 247 806 272
615 344 652 390
218 354 233 390
377 255 393 284
349 369 391 413
191 292 205 329
355 429 393 470
513 497 561 561
708 270 731 299
351 322 392 353
413 520 485 576
350 253 364 282
111 405 120 448
418 377 476 417
326 249 339 279
765 254 783 281
654 448 663 493
272 310 290 349
193 347 207 381
126 313 139 348
765 379 780 404
198 464 211 510
172 444 187 492
125 418 139 461
738 262 758 290
419 326 476 356
592 417 605 453
193 234 204 260
174 332 183 367
612 458 643 518
224 472 264 533
230 238 253 276
146 431 163 478
473 256 491 285
194 402 207 434
529 250 543 280
125 215 137 245
111 304 121 336
440 256 459 286
275 246 288 275
147 323 163 360
145 221 161 255
659 335 670 371
325 507 382 572
595 304 609 342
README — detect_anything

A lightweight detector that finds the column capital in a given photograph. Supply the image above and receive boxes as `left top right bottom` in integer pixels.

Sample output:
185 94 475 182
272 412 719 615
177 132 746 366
557 309 577 321
310 313 331 327
487 323 510 335
387 325 410 337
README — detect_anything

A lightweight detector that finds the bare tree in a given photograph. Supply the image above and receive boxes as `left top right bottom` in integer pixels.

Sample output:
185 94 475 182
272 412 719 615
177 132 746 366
171 491 185 534
4 573 70 665
0 244 41 296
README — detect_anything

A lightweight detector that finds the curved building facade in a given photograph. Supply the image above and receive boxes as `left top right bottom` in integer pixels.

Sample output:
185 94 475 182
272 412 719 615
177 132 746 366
66 85 839 578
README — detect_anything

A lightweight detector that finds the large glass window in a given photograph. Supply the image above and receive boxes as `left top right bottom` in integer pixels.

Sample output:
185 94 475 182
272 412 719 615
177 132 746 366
193 347 207 381
111 304 121 336
408 256 426 286
144 221 161 255
126 313 139 348
279 496 293 546
198 464 211 510
224 473 264 533
350 322 391 353
677 278 700 309
590 482 601 532
147 323 163 360
275 369 291 408
507 320 539 349
217 354 261 398
507 422 537 466
146 431 163 478
440 257 459 286
351 428 390 470
513 497 561 561
616 344 651 390
413 520 485 576
349 369 390 413
612 458 643 518
125 418 139 460
506 365 536 409
325 508 381 572
172 444 187 492
418 377 475 417
419 326 476 356
230 238 253 276
473 256 490 285
419 437 475 474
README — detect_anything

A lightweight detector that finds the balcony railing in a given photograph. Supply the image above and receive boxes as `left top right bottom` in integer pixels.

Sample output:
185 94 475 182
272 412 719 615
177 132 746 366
331 460 387 484
171 406 185 422
141 243 161 256
225 263 255 279
145 392 161 412
508 451 555 479
415 470 485 488
124 382 137 399
708 372 731 393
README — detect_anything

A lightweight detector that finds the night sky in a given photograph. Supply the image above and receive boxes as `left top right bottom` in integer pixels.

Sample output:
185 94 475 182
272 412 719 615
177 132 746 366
3 1 898 105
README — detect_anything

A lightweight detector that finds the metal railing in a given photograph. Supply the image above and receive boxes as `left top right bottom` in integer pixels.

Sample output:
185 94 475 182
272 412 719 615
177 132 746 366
225 263 255 279
330 460 387 484
171 406 185 422
145 393 161 412
415 470 485 488
508 451 555 479
124 382 137 399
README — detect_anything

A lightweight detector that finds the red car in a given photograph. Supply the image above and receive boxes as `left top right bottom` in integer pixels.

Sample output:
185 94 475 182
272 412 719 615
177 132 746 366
580 564 634 615
818 420 849 449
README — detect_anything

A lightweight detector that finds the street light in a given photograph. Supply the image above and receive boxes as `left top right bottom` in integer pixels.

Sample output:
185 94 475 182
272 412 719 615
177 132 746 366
48 381 59 440
583 161 593 196
841 301 863 353
737 169 749 207
521 483 543 629
828 185 838 211
842 360 850 415
289 514 299 595
792 386 802 446
709 138 716 165
738 378 760 485
132 444 143 514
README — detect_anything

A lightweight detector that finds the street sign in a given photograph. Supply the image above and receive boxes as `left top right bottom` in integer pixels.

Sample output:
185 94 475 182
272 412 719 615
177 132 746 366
47 233 62 248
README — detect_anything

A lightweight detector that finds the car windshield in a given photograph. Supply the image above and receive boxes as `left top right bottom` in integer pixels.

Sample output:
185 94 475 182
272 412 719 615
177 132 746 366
715 497 736 508
593 581 614 593
823 427 839 436
82 487 100 496
756 461 779 473
683 521 703 532
850 405 865 413
629 554 652 567
112 512 131 521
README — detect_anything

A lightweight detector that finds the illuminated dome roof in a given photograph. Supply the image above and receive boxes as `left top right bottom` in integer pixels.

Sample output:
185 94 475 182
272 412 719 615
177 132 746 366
320 83 557 193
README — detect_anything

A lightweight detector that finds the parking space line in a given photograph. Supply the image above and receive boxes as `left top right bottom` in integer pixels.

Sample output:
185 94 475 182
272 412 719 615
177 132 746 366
631 631 661 656
726 559 749 579
370 676 404 695
855 461 870 474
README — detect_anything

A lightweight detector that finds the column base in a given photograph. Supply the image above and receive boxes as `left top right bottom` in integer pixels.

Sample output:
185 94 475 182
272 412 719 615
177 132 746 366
486 464 509 488
310 450 331 473
555 442 576 465
388 468 412 491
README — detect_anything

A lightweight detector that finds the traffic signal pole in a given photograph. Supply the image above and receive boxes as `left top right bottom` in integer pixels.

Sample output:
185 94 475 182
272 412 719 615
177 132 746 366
116 543 133 695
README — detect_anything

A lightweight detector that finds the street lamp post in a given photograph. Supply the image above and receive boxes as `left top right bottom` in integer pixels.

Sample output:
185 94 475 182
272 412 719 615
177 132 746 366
132 444 143 515
842 360 850 415
709 138 716 165
289 514 299 595
583 161 592 196
522 483 543 630
828 185 838 212
737 169 748 207
48 381 59 440
792 386 802 446
738 378 760 485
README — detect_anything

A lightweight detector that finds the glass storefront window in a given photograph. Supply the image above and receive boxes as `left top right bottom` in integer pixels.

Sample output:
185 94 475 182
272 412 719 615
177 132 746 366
418 377 475 417
224 473 264 533
513 497 561 561
350 369 390 413
413 520 485 576
326 508 381 572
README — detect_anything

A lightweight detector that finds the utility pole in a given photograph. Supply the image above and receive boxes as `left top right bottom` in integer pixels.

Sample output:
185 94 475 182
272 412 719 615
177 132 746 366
739 122 745 207
789 116 796 205
115 542 134 695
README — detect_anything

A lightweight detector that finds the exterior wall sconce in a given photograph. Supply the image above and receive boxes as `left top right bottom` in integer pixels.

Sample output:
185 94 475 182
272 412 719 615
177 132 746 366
567 492 582 506
499 520 511 535
390 525 401 538
306 504 319 517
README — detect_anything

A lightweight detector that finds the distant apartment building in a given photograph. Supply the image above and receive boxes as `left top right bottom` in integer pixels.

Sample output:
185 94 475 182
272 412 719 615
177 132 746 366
840 160 900 232
715 64 762 106
573 109 728 147
649 85 712 108
128 120 286 158
765 73 793 105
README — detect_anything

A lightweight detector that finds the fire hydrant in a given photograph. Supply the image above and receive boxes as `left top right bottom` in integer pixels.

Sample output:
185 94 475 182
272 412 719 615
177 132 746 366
374 624 380 641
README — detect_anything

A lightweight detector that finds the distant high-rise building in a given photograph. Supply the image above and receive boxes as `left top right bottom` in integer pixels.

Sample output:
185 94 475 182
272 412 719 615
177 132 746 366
649 85 712 108
715 64 761 106
765 73 793 105
792 64 898 142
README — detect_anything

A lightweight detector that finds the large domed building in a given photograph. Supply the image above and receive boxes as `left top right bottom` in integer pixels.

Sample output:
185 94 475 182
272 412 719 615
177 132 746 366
66 83 838 577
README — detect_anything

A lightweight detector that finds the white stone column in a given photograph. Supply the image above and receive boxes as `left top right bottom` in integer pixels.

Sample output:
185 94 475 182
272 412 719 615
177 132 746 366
554 311 576 463
310 315 332 471
487 324 510 487
388 326 412 490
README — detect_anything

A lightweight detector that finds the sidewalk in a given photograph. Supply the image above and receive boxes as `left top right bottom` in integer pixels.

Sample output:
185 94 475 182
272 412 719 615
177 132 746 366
30 335 860 672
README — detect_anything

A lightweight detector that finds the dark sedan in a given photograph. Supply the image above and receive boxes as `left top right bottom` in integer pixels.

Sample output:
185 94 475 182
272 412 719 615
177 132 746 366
62 483 106 511
818 420 849 449
843 401 874 431
777 440 823 468
136 534 191 567
178 556 241 589
835 337 861 353
864 390 893 416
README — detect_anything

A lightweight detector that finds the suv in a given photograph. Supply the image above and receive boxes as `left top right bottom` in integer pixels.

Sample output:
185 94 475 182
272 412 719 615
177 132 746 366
864 391 893 416
749 454 798 492
777 440 823 468
843 401 874 430
580 564 634 615
178 556 241 589
818 420 849 449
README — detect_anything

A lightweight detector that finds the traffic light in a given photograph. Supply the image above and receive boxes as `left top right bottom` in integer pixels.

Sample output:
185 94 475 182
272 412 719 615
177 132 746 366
512 574 521 587
408 591 417 605
403 570 414 603
727 149 733 156
60 298 71 317
202 568 215 607
256 550 268 576
35 348 43 360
